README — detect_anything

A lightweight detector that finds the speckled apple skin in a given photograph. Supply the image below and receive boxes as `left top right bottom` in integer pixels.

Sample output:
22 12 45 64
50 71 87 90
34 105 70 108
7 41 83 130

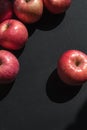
44 0 71 14
0 19 28 50
0 0 13 23
57 50 87 86
14 0 43 24
0 50 20 84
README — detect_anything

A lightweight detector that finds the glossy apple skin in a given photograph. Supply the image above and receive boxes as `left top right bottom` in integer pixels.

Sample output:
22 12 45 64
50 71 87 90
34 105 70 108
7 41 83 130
0 50 20 84
0 0 13 23
14 0 43 24
0 19 28 50
57 50 87 86
43 0 71 14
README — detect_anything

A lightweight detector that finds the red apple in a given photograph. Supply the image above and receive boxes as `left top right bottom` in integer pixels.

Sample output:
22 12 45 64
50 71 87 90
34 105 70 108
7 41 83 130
0 0 13 23
0 19 28 50
57 50 87 86
13 0 43 24
0 50 20 84
43 0 71 14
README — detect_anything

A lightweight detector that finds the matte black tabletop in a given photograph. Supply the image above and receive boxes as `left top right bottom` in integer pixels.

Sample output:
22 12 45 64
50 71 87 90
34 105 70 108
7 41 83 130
0 0 87 130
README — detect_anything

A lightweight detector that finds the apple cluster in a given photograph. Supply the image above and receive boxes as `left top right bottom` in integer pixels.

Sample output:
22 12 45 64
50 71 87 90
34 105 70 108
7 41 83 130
0 0 72 84
1 0 86 87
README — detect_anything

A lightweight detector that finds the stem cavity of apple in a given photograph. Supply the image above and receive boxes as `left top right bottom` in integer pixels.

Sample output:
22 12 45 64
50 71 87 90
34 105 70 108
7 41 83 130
75 60 81 67
25 0 30 2
6 23 10 29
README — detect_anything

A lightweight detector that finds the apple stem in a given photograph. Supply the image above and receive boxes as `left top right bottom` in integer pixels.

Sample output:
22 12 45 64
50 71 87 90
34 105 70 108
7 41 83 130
6 23 10 29
75 60 81 66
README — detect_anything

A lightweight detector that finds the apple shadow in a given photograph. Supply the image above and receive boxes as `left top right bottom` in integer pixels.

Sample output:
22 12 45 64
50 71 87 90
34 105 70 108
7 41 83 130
36 7 65 31
0 45 25 58
11 7 65 35
10 0 14 2
66 101 87 130
25 23 36 37
46 69 82 103
0 81 14 101
10 46 25 58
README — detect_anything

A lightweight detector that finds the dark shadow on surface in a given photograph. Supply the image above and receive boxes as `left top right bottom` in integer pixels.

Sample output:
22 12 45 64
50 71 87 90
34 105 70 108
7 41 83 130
10 6 65 35
66 101 87 130
25 23 36 37
0 81 14 101
46 69 82 103
0 45 25 58
36 7 65 31
10 46 25 58
9 0 14 2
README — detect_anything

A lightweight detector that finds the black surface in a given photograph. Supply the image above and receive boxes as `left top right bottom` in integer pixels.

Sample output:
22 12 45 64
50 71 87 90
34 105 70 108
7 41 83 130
1 0 87 130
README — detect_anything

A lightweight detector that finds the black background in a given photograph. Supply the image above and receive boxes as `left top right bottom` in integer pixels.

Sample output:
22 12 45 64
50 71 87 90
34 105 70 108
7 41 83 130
0 0 87 130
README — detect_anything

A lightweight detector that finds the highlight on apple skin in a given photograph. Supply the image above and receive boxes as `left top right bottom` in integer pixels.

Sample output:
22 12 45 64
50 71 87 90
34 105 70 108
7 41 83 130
43 0 71 14
13 0 43 24
0 19 28 50
0 50 20 84
57 50 87 86
0 0 13 23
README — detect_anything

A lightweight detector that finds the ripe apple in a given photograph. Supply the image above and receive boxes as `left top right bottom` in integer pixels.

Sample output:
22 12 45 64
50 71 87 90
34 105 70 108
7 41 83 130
0 19 28 50
13 0 43 24
0 50 20 84
57 50 87 86
0 0 13 23
43 0 71 14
